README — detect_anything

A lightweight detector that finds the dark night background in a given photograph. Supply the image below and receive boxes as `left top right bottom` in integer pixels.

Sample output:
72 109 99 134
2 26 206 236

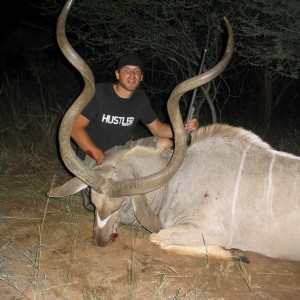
0 3 299 299
1 0 299 157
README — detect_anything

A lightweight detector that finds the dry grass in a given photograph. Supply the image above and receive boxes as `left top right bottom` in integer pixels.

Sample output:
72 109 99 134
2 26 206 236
1 175 299 299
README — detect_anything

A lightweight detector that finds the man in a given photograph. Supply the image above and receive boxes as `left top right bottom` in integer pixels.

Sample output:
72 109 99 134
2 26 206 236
71 54 198 211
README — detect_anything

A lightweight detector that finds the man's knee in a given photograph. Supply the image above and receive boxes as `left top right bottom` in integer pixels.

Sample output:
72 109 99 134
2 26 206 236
156 138 173 150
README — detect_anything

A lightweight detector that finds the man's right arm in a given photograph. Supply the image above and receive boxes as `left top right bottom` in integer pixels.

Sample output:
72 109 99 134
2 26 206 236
71 114 106 165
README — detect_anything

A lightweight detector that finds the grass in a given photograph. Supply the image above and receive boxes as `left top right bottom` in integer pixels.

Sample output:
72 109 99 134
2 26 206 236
0 180 82 299
0 176 288 295
83 289 105 300
0 69 76 155
0 180 295 299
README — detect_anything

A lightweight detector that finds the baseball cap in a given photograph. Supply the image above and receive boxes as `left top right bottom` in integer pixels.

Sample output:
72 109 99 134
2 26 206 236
117 54 143 70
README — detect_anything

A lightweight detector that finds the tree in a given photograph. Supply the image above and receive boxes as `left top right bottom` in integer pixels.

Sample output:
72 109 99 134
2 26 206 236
229 0 300 123
31 0 234 122
31 0 300 125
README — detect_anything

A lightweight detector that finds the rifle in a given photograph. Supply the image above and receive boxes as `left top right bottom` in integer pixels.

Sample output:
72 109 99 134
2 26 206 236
185 33 210 145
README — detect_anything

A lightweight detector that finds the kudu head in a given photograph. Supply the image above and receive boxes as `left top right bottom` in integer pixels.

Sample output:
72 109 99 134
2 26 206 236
50 0 234 246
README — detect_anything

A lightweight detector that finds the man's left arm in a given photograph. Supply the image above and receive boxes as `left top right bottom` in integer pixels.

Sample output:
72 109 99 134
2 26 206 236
146 119 173 138
146 118 199 139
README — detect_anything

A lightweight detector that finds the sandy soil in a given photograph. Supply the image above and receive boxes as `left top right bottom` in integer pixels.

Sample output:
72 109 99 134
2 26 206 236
0 161 300 300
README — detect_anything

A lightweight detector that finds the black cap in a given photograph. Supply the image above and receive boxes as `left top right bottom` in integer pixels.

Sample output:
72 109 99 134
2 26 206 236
117 54 143 70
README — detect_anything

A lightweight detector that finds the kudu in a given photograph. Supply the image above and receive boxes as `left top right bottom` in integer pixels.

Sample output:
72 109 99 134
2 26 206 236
49 0 300 262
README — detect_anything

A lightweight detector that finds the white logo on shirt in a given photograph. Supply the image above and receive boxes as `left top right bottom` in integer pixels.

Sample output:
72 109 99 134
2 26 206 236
102 114 134 126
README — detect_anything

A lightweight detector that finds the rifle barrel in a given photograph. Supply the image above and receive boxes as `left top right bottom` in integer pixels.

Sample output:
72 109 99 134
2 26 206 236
185 39 209 124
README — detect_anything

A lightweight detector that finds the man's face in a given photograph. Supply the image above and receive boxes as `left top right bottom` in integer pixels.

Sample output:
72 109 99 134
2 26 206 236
115 65 143 92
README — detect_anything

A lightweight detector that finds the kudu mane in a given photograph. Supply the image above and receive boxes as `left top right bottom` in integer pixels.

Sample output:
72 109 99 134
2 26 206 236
102 124 273 172
191 124 273 151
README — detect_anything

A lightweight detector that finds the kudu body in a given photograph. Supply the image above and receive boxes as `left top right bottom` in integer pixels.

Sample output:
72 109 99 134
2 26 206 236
48 0 300 261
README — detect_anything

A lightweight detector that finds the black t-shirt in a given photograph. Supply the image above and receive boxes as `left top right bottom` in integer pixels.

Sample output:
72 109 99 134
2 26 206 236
77 83 157 159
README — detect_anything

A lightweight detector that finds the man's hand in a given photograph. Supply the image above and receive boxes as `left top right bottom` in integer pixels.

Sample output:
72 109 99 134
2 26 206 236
94 151 106 166
184 118 199 132
72 114 106 166
86 149 106 166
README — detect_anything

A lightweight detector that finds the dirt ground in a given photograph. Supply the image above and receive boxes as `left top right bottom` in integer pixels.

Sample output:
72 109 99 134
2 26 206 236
0 157 300 300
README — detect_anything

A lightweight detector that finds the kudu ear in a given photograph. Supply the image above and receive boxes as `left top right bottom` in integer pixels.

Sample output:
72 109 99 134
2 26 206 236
47 177 87 198
131 194 161 233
